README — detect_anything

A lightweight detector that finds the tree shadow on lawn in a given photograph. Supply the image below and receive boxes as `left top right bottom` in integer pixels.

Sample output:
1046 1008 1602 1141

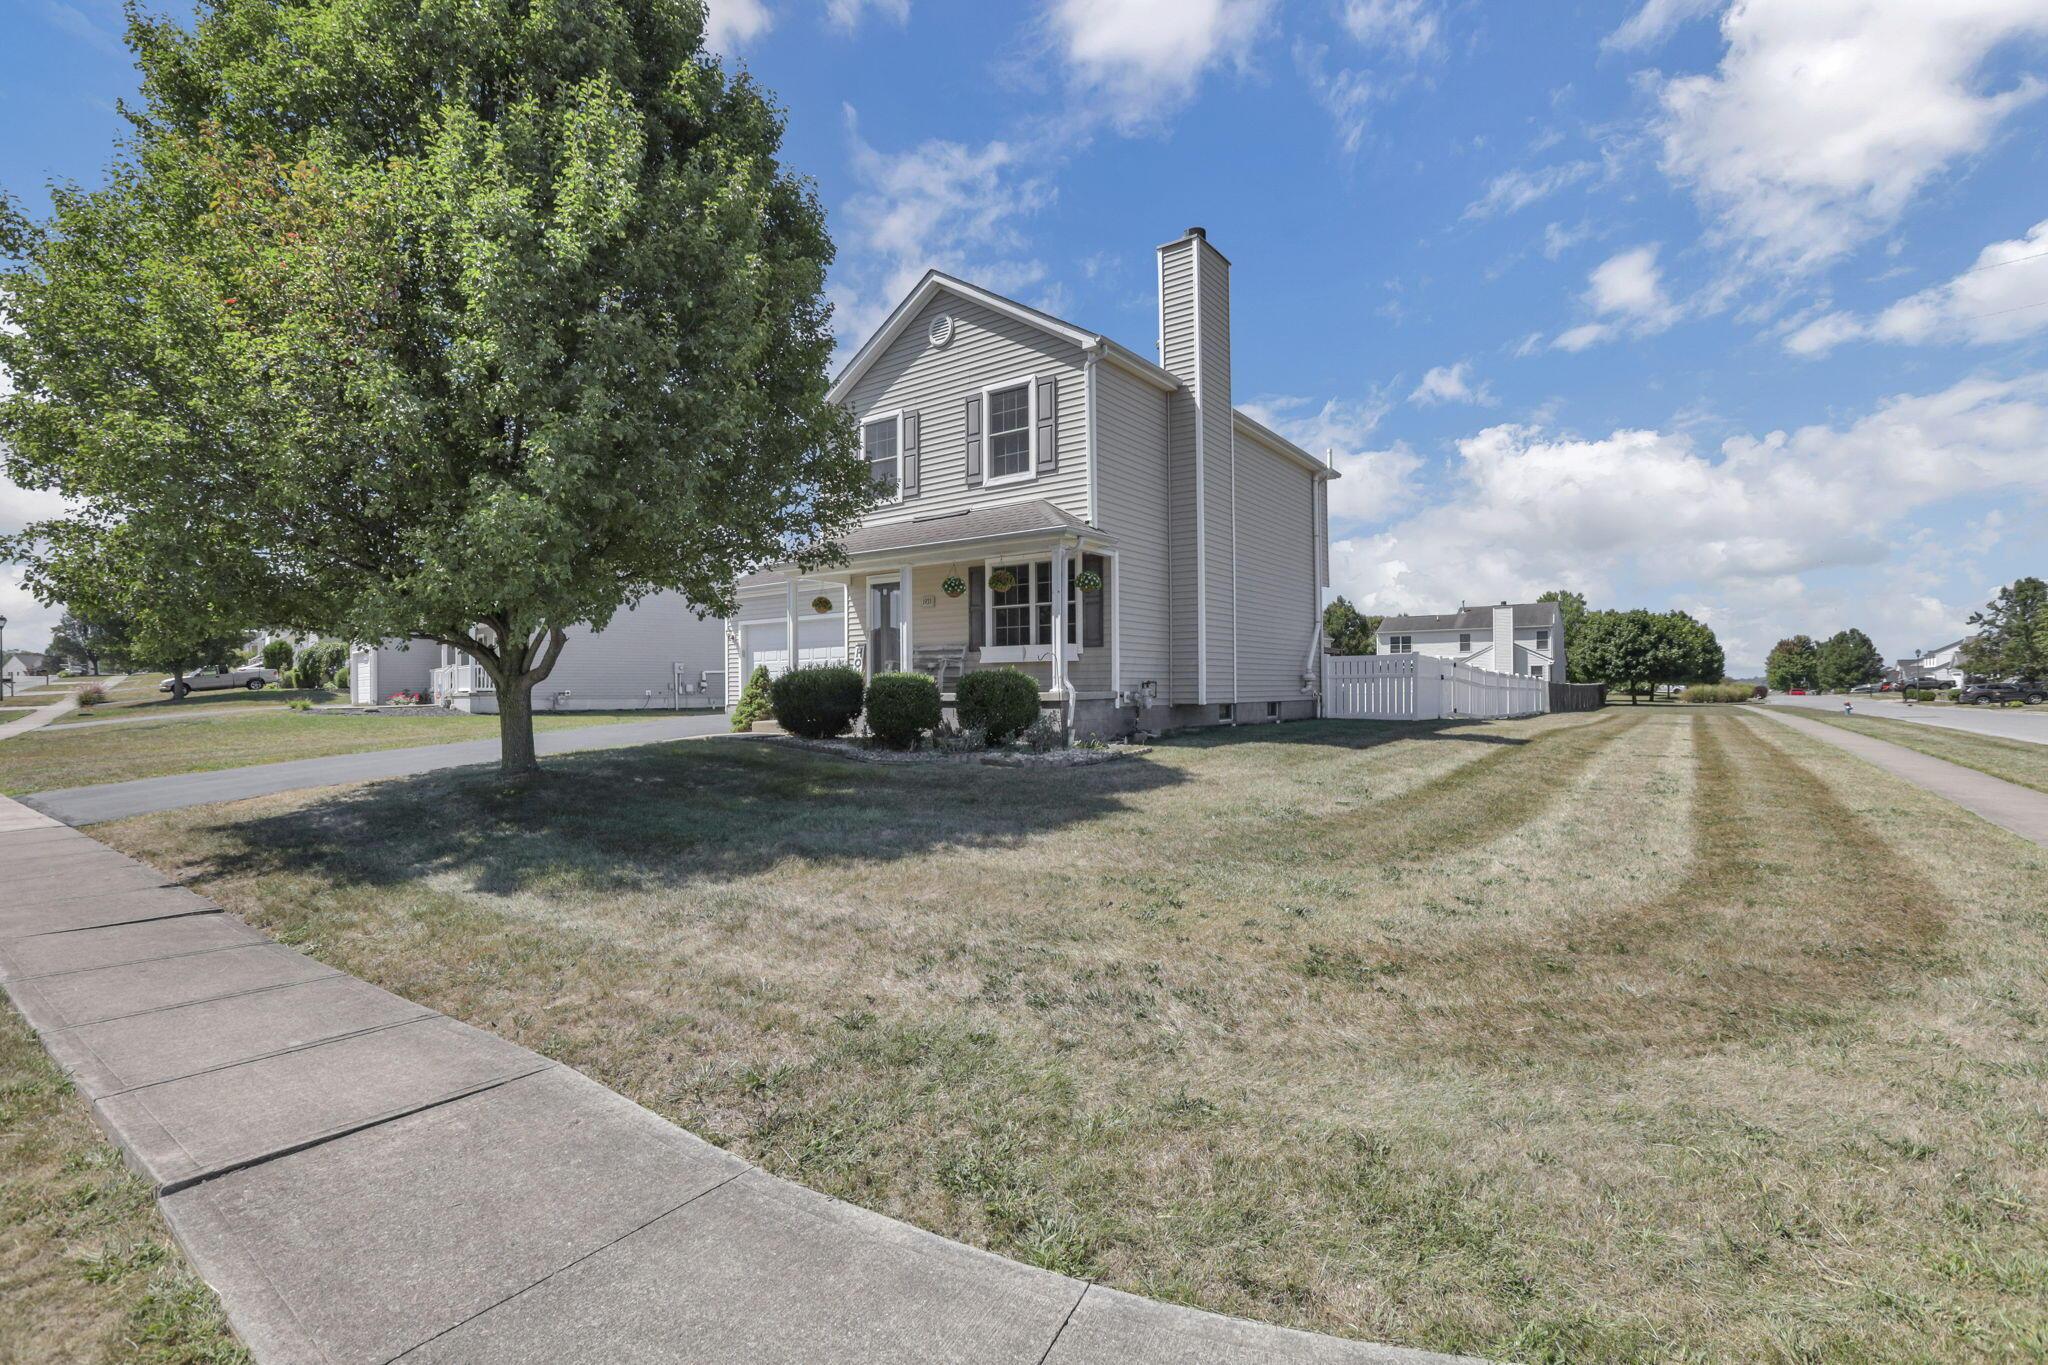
1157 716 1552 752
177 735 1190 899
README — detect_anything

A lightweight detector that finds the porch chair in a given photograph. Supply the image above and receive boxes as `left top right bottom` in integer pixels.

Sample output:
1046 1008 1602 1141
911 644 969 691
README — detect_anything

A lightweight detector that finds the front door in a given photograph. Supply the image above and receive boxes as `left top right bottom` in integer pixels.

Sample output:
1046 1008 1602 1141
870 581 901 673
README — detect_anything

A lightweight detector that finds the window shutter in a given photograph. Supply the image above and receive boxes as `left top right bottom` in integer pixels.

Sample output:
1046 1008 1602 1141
901 411 921 498
968 566 985 650
964 396 983 486
1036 376 1058 474
1082 554 1105 648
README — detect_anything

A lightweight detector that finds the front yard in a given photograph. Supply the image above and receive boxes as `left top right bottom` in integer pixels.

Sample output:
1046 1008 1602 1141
1790 708 2048 795
0 709 649 796
91 708 2048 1361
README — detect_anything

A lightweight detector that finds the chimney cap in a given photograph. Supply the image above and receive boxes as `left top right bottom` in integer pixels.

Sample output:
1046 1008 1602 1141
1186 226 1207 240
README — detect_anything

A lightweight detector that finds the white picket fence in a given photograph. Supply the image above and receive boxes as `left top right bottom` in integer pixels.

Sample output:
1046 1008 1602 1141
1322 653 1548 721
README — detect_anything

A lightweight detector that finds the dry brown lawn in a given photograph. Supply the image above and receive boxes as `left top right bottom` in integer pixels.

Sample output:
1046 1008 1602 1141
91 707 2048 1362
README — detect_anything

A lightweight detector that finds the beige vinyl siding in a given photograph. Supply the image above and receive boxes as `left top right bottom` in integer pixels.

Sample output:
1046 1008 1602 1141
1233 430 1318 701
540 591 728 710
1159 240 1202 703
1093 362 1172 694
847 295 1089 526
1199 249 1236 702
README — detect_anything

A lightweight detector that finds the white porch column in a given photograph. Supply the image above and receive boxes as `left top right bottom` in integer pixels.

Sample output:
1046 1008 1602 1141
785 578 798 677
900 563 913 672
1050 543 1069 696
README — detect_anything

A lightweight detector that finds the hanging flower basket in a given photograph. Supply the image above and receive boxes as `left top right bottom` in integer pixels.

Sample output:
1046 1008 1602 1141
1074 569 1103 594
941 575 967 598
987 568 1017 594
811 595 833 614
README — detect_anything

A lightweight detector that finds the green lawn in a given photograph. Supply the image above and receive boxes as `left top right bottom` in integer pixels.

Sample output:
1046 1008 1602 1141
1790 708 2048 795
53 687 342 725
0 707 36 722
0 708 645 795
0 1006 246 1364
92 708 2048 1362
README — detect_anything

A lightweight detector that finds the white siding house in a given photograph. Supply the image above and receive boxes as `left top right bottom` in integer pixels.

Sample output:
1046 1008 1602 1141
1375 602 1565 681
731 227 1337 736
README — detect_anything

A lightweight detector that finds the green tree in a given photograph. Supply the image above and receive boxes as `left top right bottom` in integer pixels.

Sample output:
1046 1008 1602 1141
1962 577 2048 681
46 610 120 675
1 0 867 774
1765 635 1820 692
1577 608 1723 702
1536 589 1588 682
730 664 774 732
1321 596 1378 655
261 638 296 671
1816 627 1884 691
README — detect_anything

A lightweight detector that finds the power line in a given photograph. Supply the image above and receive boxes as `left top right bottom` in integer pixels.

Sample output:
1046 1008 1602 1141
1955 246 2048 276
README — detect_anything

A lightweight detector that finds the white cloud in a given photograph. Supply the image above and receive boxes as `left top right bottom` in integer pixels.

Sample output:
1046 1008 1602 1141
0 468 72 656
1783 218 2048 355
702 0 773 52
1340 0 1443 60
1603 0 1720 53
828 109 1060 351
1542 220 1594 259
1238 393 1419 527
1464 161 1597 219
1047 0 1273 133
1552 245 1679 349
1653 0 2048 274
1294 42 1380 155
1408 361 1496 407
825 0 908 30
1327 370 2048 667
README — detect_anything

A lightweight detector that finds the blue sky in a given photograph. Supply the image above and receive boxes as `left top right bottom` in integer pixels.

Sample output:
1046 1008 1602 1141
4 0 2046 672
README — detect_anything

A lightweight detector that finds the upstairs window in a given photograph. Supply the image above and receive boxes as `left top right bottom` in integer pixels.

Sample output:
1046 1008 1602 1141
1458 632 1472 653
863 414 900 499
1387 634 1412 654
1536 629 1550 651
986 382 1033 482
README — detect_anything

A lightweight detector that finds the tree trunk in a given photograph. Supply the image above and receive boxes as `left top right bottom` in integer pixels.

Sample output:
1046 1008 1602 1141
497 672 539 776
171 664 187 700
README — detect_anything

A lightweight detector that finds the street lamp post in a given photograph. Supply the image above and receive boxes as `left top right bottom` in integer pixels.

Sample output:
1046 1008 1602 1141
1 614 9 698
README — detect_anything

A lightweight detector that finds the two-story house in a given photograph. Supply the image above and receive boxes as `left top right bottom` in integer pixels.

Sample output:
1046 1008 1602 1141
1374 601 1565 680
727 228 1339 737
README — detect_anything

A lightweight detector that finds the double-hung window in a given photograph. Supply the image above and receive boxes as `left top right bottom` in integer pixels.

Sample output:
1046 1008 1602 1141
1458 632 1472 653
990 562 1043 648
863 413 901 500
985 381 1033 483
1387 634 1412 654
1535 629 1550 651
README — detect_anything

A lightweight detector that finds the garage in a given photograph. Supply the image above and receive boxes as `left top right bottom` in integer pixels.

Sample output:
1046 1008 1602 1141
738 614 845 681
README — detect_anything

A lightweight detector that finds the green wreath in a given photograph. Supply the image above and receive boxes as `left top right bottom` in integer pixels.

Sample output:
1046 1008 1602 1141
987 568 1017 594
1074 568 1103 593
941 575 967 598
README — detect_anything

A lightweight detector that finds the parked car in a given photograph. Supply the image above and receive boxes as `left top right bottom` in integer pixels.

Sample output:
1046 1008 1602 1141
1786 688 1807 695
1850 683 1882 693
1958 680 2046 706
158 665 280 697
1903 677 1956 690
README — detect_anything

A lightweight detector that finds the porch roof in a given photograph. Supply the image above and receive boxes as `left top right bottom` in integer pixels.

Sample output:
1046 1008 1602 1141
831 500 1104 560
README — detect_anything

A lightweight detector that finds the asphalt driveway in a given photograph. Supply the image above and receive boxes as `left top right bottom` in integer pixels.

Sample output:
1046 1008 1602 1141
18 712 733 825
1767 691 2048 747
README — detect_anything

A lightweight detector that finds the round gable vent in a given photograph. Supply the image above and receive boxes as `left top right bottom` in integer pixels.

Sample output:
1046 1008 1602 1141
927 314 954 348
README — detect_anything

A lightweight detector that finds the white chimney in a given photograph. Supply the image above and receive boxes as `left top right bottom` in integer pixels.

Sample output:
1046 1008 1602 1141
1493 605 1516 674
1157 226 1233 705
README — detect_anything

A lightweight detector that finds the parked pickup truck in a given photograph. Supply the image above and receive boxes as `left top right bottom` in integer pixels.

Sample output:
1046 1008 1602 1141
159 665 281 697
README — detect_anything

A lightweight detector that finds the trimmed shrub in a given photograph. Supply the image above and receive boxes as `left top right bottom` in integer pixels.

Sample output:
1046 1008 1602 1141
1680 682 1755 704
769 665 865 739
730 664 774 732
290 639 347 690
956 667 1040 743
865 671 940 748
261 639 295 670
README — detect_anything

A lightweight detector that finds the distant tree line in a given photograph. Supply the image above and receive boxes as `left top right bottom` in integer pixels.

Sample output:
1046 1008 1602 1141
1765 629 1884 692
1960 577 2047 681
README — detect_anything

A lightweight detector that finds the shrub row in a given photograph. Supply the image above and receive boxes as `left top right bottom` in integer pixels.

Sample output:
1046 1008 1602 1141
755 664 1046 747
1680 682 1760 704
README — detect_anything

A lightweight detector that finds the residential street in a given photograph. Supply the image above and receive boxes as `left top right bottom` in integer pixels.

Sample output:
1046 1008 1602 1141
1767 691 2048 747
17 713 732 825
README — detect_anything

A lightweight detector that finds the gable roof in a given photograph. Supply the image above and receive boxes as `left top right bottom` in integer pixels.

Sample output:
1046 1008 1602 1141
1377 602 1562 634
828 271 1178 406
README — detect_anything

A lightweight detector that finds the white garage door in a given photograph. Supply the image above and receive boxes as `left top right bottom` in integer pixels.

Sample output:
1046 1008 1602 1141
740 617 845 680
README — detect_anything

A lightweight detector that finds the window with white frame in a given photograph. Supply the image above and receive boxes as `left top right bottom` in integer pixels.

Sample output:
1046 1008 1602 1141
1535 629 1550 651
987 560 1079 650
986 382 1032 482
1531 664 1546 680
863 414 900 498
1387 634 1412 653
1458 632 1472 653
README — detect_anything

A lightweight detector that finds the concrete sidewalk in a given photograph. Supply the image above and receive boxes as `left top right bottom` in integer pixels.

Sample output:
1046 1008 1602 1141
17 711 733 825
0 674 127 741
1750 708 2048 847
0 794 1469 1364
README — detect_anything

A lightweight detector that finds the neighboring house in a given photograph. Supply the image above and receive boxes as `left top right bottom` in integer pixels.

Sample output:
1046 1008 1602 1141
1373 602 1565 681
730 227 1338 736
357 594 730 713
1897 637 1972 684
3 650 53 685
